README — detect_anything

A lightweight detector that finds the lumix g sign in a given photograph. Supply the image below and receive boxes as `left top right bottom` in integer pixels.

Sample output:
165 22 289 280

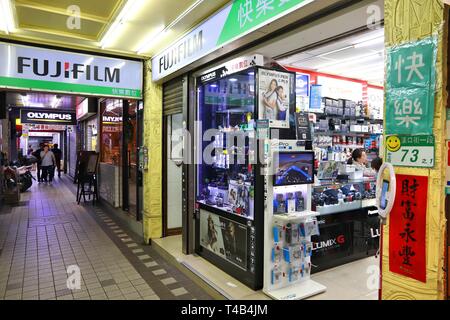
20 108 77 125
0 42 143 98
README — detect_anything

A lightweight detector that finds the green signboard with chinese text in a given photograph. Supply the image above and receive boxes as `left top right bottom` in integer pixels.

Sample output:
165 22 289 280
385 36 437 135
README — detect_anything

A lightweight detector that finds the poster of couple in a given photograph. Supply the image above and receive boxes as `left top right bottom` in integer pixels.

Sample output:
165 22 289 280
259 69 291 128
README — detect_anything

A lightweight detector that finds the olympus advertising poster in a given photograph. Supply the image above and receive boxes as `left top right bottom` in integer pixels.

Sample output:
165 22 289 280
258 69 291 129
200 211 247 270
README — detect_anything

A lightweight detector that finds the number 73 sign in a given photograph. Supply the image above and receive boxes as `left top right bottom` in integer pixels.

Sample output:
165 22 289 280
385 135 435 168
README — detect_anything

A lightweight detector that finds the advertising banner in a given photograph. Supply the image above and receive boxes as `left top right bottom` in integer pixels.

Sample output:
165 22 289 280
20 108 76 125
389 174 427 283
200 211 248 270
0 42 143 99
152 0 315 81
385 36 437 135
258 69 291 128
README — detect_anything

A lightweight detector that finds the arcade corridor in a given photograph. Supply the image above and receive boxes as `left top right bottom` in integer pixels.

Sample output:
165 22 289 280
0 177 212 300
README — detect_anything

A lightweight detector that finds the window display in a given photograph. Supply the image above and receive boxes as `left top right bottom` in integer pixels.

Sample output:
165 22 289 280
197 68 256 220
100 99 123 165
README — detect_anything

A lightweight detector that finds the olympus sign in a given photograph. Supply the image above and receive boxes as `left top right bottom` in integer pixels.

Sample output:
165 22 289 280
20 108 76 125
27 111 72 121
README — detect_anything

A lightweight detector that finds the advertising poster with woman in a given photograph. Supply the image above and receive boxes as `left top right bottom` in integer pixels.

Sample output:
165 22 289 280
258 69 291 128
200 212 248 270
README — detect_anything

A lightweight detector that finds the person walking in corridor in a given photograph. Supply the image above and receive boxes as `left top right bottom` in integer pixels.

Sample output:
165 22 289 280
40 144 57 184
52 143 62 178
32 143 44 182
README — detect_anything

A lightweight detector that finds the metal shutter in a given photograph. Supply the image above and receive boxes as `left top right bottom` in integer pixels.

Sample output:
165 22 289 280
163 77 183 116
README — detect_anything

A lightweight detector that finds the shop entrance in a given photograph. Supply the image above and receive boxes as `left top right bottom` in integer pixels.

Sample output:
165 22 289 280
2 90 143 222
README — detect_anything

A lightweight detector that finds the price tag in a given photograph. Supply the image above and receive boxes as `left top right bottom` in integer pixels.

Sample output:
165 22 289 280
385 135 434 168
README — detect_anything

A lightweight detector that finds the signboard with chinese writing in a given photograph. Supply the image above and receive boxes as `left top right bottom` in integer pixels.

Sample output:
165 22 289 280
0 42 143 99
385 135 435 168
152 0 315 81
389 174 427 283
385 36 437 135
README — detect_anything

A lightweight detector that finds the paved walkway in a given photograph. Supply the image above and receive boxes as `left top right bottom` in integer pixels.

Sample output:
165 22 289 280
0 176 212 300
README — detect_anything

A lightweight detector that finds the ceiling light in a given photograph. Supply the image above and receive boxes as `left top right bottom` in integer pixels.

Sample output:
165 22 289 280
0 0 16 34
229 78 238 82
316 51 384 71
353 36 384 48
100 0 141 49
136 25 166 54
136 0 206 54
52 95 62 109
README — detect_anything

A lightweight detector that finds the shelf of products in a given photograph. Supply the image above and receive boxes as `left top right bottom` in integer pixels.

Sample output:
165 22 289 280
312 179 377 215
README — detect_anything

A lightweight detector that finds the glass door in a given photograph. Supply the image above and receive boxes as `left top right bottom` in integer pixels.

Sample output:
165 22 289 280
164 113 183 235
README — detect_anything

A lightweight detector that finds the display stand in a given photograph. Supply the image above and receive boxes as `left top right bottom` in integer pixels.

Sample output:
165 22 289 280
263 140 326 300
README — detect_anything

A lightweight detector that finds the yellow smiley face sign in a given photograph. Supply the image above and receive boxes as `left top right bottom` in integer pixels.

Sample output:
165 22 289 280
386 136 401 152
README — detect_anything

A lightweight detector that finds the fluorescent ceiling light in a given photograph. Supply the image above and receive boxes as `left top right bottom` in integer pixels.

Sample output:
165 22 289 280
136 0 205 54
316 51 384 71
354 36 384 48
0 0 16 34
100 0 141 49
136 25 166 54
52 96 62 109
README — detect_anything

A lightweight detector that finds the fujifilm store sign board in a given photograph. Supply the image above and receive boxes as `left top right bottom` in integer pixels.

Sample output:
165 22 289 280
152 0 315 82
0 42 143 99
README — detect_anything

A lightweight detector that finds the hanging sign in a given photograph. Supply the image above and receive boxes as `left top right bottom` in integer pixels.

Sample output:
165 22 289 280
385 135 435 168
385 36 437 135
20 108 76 125
0 42 143 98
389 174 427 283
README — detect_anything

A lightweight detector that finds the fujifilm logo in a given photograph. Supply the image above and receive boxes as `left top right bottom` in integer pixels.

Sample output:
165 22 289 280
27 112 72 121
159 30 203 74
18 57 120 83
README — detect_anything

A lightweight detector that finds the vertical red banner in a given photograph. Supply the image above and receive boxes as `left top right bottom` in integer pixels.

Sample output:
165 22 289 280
389 174 427 283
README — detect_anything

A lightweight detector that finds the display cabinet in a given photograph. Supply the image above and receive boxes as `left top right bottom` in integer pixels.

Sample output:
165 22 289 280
195 66 296 290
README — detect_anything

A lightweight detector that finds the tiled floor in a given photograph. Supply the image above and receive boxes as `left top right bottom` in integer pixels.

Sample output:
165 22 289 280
0 176 213 300
153 235 379 300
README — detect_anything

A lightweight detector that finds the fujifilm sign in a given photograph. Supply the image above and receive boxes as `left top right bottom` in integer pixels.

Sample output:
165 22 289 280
18 57 121 83
0 42 143 98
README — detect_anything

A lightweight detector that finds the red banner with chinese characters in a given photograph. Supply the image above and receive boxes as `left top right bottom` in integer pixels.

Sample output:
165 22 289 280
389 174 427 283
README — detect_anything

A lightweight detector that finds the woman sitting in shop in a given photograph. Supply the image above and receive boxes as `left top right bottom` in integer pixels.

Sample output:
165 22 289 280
347 148 376 177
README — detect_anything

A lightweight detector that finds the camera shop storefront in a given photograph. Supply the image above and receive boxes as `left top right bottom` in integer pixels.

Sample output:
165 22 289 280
0 41 144 221
152 0 385 300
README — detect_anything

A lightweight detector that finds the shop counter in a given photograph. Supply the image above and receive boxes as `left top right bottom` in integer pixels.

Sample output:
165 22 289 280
311 178 380 273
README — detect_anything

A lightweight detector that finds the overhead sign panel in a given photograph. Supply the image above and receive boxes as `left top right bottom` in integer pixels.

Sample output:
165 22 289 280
0 42 143 99
152 0 315 82
20 108 77 125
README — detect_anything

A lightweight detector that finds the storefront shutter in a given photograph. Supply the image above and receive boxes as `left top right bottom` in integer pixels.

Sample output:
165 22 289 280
163 77 183 115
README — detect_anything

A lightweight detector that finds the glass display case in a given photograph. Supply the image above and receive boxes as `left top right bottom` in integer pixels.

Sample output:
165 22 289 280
312 178 377 215
196 68 257 220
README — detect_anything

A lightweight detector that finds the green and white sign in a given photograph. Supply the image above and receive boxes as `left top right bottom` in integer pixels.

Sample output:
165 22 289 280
385 135 435 168
152 0 315 81
385 36 437 135
0 42 143 99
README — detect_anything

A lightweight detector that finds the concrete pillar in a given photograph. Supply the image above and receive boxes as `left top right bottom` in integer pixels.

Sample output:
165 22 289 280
142 60 163 243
